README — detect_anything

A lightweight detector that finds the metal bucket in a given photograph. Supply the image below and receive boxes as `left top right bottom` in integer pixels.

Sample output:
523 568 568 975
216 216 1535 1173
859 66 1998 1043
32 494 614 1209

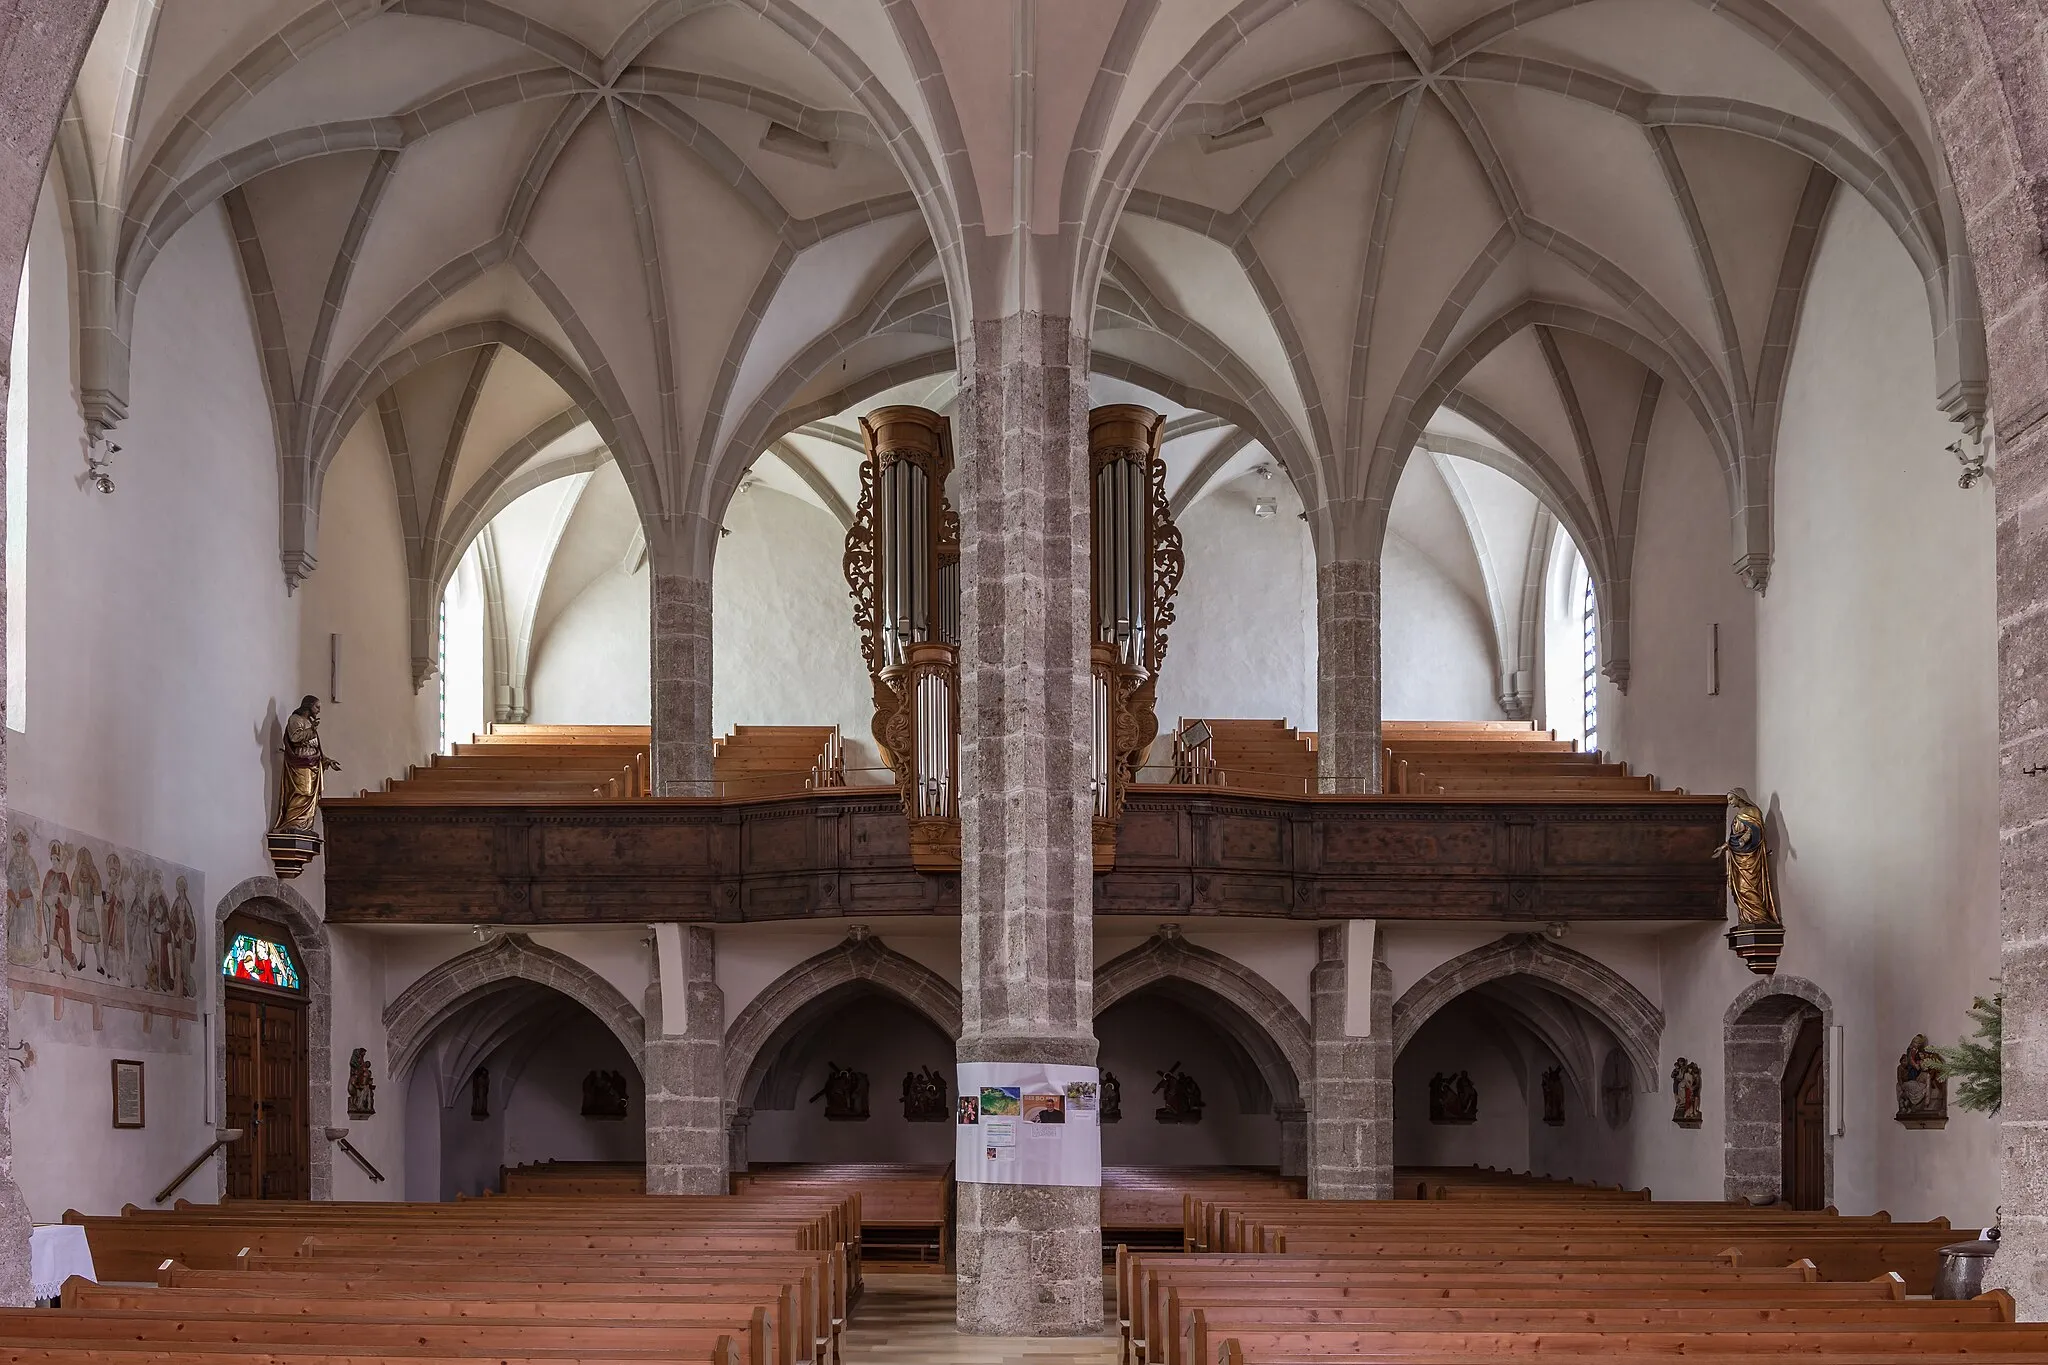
1932 1240 1998 1300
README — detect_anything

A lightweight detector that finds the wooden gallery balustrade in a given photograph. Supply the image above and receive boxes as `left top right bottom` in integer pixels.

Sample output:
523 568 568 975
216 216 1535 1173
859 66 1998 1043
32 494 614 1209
320 784 1728 926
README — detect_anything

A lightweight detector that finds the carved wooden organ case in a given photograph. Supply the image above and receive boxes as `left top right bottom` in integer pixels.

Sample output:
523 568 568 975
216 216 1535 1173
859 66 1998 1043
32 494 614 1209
1088 404 1182 864
844 403 1182 872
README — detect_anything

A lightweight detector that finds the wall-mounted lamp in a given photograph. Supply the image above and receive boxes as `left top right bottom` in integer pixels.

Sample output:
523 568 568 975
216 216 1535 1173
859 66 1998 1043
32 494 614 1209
84 436 118 494
1949 419 1988 490
3 1040 32 1070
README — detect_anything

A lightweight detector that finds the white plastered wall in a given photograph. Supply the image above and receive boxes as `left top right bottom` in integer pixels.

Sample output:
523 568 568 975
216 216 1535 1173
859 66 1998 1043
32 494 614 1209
4 184 431 1216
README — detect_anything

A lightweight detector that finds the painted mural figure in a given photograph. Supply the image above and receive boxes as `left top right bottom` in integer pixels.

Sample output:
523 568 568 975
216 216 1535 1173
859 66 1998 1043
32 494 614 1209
1541 1066 1567 1126
171 874 197 996
1896 1034 1949 1124
71 846 103 976
100 850 126 983
1152 1061 1204 1124
40 840 74 969
1716 789 1781 928
6 828 38 966
1671 1057 1704 1127
122 859 148 987
146 870 173 993
273 696 341 835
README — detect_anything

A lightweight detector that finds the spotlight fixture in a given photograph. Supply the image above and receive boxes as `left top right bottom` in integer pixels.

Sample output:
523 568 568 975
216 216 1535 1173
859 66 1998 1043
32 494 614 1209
84 438 118 494
1252 497 1278 519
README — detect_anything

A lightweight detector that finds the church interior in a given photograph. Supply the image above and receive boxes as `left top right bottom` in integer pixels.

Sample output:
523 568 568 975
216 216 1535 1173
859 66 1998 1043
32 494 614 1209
2 0 2047 1356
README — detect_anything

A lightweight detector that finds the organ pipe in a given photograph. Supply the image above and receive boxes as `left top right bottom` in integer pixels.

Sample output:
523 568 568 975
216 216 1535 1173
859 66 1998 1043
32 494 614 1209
845 406 959 870
1088 405 1182 844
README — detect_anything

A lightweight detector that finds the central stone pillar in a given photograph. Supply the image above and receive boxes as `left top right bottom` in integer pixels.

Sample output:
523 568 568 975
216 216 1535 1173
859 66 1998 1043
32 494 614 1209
650 568 714 796
644 924 726 1194
1317 558 1382 793
952 313 1101 1335
1308 925 1393 1199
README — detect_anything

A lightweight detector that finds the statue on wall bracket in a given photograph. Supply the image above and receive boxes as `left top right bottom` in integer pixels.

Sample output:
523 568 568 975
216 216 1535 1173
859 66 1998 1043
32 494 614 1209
811 1062 870 1121
1670 1057 1703 1128
1717 788 1785 975
901 1065 948 1122
347 1047 376 1119
266 696 339 880
1428 1071 1479 1124
1152 1061 1204 1123
1895 1034 1949 1129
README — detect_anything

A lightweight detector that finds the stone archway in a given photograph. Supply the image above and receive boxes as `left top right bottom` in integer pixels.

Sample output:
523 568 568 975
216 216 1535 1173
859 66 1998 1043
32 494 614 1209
723 930 961 1108
721 930 960 1172
1391 934 1665 1099
1094 928 1310 1108
212 877 333 1200
1722 976 1833 1207
1094 927 1312 1175
382 932 646 1081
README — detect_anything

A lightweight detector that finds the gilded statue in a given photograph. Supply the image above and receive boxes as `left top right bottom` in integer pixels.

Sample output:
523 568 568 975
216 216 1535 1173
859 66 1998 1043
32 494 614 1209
1715 788 1781 928
273 696 340 835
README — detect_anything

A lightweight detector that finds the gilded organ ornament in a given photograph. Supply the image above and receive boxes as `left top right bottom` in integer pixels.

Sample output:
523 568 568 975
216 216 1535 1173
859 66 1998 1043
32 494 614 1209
1718 788 1786 975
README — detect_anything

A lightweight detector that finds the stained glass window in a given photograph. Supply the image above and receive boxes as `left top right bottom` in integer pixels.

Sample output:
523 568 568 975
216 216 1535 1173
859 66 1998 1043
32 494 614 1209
221 933 301 990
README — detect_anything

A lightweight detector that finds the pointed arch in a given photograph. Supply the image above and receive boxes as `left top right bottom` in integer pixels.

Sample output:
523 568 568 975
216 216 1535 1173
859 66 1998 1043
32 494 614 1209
382 933 645 1081
1094 930 1309 1108
1392 933 1664 1095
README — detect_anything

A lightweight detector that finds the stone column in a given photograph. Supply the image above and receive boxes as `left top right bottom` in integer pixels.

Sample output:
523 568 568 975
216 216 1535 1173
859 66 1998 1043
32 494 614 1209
1307 925 1393 1199
952 313 1101 1335
1276 1105 1309 1180
644 925 726 1194
1317 559 1382 793
650 569 714 796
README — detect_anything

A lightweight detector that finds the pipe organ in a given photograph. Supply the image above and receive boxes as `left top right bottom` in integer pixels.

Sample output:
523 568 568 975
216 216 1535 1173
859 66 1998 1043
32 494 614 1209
845 405 960 870
1088 405 1182 863
844 403 1181 872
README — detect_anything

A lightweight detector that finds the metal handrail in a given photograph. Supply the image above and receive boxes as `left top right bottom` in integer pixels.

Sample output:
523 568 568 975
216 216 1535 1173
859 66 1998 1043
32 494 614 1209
325 1127 386 1183
154 1129 241 1204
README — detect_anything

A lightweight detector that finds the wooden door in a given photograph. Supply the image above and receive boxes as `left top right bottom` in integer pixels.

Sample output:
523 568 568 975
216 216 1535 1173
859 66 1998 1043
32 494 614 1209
222 988 308 1200
1780 1013 1826 1210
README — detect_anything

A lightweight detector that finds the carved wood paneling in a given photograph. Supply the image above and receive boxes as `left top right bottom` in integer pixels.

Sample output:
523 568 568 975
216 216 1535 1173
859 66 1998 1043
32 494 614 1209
321 790 1727 925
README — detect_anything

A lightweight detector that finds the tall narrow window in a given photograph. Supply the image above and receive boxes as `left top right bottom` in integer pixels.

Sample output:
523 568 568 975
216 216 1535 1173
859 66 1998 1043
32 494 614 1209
436 597 448 755
5 253 28 732
1581 577 1599 753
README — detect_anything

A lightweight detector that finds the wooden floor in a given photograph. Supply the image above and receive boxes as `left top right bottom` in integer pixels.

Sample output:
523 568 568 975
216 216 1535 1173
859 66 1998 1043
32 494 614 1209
841 1274 1119 1363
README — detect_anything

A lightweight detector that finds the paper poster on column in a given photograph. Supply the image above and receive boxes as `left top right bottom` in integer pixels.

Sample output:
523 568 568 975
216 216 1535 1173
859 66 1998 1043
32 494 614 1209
956 1062 1102 1187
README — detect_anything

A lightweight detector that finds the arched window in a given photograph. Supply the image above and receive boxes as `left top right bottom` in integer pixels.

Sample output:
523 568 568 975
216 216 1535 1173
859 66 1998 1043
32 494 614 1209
221 927 302 992
1581 576 1599 753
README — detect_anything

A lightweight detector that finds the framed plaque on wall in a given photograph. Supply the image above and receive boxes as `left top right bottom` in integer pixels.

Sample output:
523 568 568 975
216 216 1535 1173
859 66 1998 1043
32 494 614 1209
111 1059 145 1129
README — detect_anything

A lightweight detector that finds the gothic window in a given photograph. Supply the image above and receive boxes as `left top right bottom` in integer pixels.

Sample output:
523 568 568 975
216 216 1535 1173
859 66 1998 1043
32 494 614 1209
1581 577 1599 753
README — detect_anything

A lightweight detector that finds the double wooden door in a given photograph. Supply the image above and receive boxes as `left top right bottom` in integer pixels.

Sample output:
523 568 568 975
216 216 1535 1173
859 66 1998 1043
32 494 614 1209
1780 1013 1826 1211
224 989 309 1199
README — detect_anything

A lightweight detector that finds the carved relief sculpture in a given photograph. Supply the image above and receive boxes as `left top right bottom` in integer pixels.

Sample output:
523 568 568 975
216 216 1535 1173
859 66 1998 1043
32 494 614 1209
811 1062 871 1121
901 1065 949 1122
267 696 340 879
1717 788 1785 975
1152 1061 1204 1123
1100 1070 1123 1123
1895 1034 1949 1129
1429 1071 1479 1124
1671 1057 1703 1128
347 1047 376 1119
1541 1066 1567 1126
582 1069 630 1120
